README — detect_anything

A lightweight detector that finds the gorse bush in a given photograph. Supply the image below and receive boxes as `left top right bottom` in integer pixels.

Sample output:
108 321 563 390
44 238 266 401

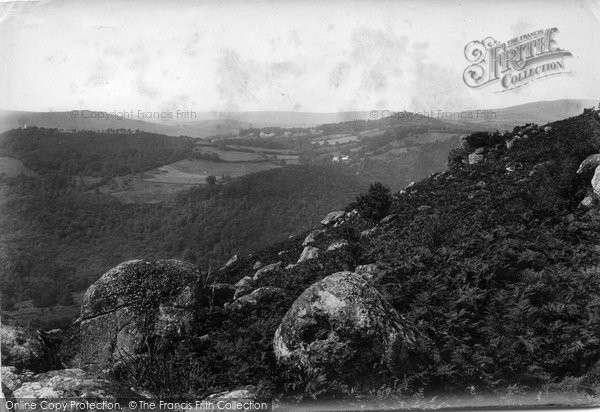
350 182 393 221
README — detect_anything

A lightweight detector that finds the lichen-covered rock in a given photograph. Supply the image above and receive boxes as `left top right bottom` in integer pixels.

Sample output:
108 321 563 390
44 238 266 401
252 261 282 281
321 211 345 226
273 271 417 385
1 324 48 371
79 259 202 368
297 246 320 263
12 369 142 405
577 154 600 174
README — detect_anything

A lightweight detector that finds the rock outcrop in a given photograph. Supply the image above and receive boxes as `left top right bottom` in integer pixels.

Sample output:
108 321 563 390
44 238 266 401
79 259 202 369
12 369 142 404
273 271 417 385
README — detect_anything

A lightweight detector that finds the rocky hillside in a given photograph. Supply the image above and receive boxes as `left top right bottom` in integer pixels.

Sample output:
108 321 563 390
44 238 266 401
4 107 600 408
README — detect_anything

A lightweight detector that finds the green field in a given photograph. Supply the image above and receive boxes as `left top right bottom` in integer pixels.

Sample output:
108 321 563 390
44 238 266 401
0 156 37 177
101 158 282 203
192 145 265 161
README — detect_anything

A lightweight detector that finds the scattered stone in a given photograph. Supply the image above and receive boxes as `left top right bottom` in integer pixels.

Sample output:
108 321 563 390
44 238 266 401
302 229 326 247
273 272 417 385
224 254 238 268
417 205 432 212
581 196 595 208
226 287 283 311
285 264 296 271
321 211 345 226
544 126 552 133
380 214 398 225
234 276 253 290
346 209 359 219
468 153 484 165
506 139 516 149
592 166 600 196
505 162 522 172
577 154 600 174
252 261 282 282
327 240 349 251
252 261 263 270
297 246 320 263
360 228 377 239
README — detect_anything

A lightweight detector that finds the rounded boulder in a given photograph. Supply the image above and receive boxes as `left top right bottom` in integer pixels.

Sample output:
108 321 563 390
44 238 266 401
273 271 416 385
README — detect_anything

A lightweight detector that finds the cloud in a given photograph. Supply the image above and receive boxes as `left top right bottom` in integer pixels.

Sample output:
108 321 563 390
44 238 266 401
216 49 304 111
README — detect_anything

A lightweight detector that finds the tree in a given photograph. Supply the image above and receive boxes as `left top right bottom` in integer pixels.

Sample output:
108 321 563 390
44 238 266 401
206 175 217 186
352 182 392 220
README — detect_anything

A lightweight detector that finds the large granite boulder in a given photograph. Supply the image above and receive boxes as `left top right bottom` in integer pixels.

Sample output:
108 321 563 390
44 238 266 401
79 259 203 369
12 369 142 406
1 324 49 371
273 271 416 385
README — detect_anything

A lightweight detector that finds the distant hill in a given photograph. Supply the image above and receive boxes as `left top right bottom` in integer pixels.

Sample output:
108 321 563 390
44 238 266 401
3 100 596 136
442 99 599 130
0 110 249 138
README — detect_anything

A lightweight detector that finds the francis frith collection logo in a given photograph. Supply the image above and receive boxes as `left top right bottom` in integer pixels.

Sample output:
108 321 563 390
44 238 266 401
463 28 572 91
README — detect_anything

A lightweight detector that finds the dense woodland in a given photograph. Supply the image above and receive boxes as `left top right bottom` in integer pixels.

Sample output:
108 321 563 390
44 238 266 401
0 127 194 179
0 163 370 316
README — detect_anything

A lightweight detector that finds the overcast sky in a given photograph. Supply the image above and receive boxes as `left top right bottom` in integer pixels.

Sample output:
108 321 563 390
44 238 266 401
0 0 599 113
